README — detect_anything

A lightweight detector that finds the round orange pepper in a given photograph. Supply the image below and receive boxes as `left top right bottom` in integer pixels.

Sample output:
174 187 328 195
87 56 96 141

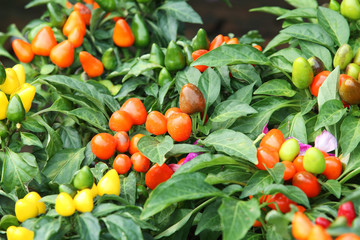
68 27 84 48
292 212 313 240
74 3 92 26
79 51 104 78
113 19 134 47
50 40 75 68
63 11 86 37
31 26 57 56
12 39 34 63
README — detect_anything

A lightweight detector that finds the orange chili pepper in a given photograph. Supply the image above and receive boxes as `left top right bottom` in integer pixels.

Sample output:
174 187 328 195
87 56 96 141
209 34 224 51
83 0 94 4
31 26 57 56
227 38 239 44
192 49 208 72
113 19 135 48
63 11 86 37
223 36 230 43
68 27 84 48
92 2 100 9
65 1 73 9
253 44 263 51
74 3 91 26
79 51 104 78
308 225 332 240
12 39 34 63
50 40 74 68
292 212 313 240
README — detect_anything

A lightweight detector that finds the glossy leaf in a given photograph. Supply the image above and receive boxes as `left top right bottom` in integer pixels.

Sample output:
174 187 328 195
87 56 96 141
103 214 143 240
339 116 360 156
240 171 273 198
210 100 257 122
198 68 221 108
254 79 296 97
318 66 340 110
299 40 333 70
77 213 100 240
315 100 347 131
137 135 174 166
20 132 43 148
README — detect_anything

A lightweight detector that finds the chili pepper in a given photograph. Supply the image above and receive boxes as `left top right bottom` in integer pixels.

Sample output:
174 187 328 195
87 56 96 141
308 56 325 76
337 201 356 227
191 28 210 51
97 169 121 196
223 36 230 43
183 44 193 65
102 48 117 71
339 76 360 104
68 27 84 48
73 166 94 190
192 49 208 72
0 121 8 137
0 91 8 120
10 83 36 113
12 64 25 87
15 199 38 222
227 38 239 44
79 51 104 78
164 41 186 72
59 184 77 198
94 0 116 12
340 0 360 20
292 57 314 89
73 189 94 213
354 47 360 65
149 43 165 66
253 44 263 51
73 2 91 26
6 226 34 240
329 0 340 11
63 11 86 37
31 26 57 56
55 192 76 217
12 40 34 63
65 1 73 9
23 192 46 215
333 44 353 70
50 40 75 68
292 212 313 240
113 19 134 48
90 183 98 198
315 217 331 228
345 63 360 80
158 67 172 87
47 2 66 28
132 13 149 48
0 68 20 95
209 34 225 51
6 94 25 123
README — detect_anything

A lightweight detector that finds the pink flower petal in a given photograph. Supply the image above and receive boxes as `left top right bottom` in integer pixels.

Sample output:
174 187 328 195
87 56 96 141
315 130 337 153
183 152 201 164
168 164 181 172
262 122 269 134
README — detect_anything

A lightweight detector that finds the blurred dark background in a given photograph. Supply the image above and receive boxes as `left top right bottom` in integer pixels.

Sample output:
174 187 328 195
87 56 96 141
0 0 328 59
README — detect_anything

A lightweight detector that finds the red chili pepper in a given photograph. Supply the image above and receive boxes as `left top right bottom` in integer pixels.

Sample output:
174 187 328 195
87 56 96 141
315 217 331 229
209 34 224 51
337 201 356 227
192 49 208 72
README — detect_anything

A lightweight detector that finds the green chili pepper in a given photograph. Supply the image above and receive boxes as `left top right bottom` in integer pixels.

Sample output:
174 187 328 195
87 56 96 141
102 48 117 71
47 2 66 28
164 41 186 72
158 68 172 87
73 166 94 190
0 121 8 138
292 57 314 89
333 44 353 70
149 43 165 66
183 44 193 66
6 94 25 123
132 13 149 48
191 28 210 51
329 0 340 11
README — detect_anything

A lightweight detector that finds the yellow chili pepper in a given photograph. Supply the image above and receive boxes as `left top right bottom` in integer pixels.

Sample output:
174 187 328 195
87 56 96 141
15 199 38 222
97 169 121 196
55 192 76 217
10 83 36 113
12 64 25 87
23 192 46 215
74 189 94 213
6 226 34 240
0 68 20 95
0 91 8 120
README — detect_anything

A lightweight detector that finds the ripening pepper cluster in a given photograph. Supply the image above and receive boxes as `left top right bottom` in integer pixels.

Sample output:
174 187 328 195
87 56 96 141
292 201 360 240
0 64 36 123
15 192 46 223
256 129 342 199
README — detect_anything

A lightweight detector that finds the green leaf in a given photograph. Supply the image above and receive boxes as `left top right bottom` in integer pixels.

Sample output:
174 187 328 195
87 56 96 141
281 23 334 49
277 8 317 20
77 213 100 240
59 126 82 149
285 113 308 144
339 116 360 156
299 40 333 70
264 33 292 52
137 136 174 166
323 180 341 198
227 83 255 104
91 162 108 182
270 47 307 63
123 59 162 82
285 0 318 8
315 100 347 130
174 67 202 92
205 166 252 185
103 214 143 240
250 6 289 16
210 100 257 123
174 154 240 176
20 132 43 148
196 200 222 235
229 64 262 86
240 171 273 198
1 149 39 194
158 1 202 24
191 44 271 67
268 163 285 184
42 148 85 185
120 171 136 206
92 203 124 218
69 107 108 131
141 172 224 219
200 129 257 164
0 47 18 63
32 216 61 240
166 144 205 157
317 7 349 46
265 210 291 240
219 198 260 240
318 66 340 110
158 11 178 42
254 79 296 97
198 68 221 108
40 64 55 75
264 184 310 208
